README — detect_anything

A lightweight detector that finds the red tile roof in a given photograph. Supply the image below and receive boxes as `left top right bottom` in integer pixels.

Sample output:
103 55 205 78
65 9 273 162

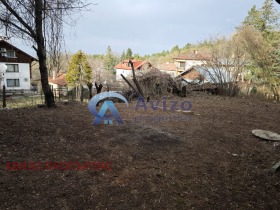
158 63 177 71
114 60 149 70
48 73 67 86
174 52 212 60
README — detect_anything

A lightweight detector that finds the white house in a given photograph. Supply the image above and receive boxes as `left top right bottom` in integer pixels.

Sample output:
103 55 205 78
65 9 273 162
173 50 212 72
0 39 36 91
48 72 67 89
48 72 67 97
115 60 151 81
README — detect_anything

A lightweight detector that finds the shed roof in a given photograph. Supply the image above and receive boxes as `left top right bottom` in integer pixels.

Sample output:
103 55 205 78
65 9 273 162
177 65 234 84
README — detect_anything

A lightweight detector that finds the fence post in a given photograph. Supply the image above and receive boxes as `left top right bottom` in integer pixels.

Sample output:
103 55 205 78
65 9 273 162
3 85 6 108
54 89 57 100
58 89 61 101
80 85 84 102
40 90 43 103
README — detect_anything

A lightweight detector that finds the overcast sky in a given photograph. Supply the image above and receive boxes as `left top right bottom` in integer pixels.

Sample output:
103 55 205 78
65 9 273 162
11 0 274 57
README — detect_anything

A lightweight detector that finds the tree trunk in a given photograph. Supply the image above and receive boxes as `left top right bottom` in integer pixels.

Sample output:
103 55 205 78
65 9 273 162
129 60 144 97
76 86 79 100
35 0 55 107
121 74 139 95
80 84 84 102
87 83 93 99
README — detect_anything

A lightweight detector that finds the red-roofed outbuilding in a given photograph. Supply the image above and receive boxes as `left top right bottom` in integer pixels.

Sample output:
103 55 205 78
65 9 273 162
115 59 151 80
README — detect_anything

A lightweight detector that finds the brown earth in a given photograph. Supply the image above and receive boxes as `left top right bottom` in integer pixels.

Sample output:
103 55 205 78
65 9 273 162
0 93 280 210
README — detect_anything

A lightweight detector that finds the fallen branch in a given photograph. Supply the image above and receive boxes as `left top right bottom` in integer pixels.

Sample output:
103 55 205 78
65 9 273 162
121 74 139 96
129 60 144 97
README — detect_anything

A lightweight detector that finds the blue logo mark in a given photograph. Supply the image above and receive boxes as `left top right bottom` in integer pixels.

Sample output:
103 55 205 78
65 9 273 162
88 92 128 125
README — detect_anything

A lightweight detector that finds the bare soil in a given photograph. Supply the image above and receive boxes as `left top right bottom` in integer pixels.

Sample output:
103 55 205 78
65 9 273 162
0 93 280 209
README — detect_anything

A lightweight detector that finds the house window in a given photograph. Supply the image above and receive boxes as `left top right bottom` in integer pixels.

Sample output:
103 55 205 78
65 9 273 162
6 64 19 72
179 62 185 68
6 50 16 58
7 79 20 87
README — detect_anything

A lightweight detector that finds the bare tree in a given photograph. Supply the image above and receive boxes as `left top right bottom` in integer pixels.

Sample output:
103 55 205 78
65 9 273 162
0 0 91 107
201 37 247 96
87 58 103 83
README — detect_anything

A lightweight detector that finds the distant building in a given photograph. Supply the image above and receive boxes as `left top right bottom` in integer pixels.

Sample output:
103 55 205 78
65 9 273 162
48 72 67 97
115 59 151 81
0 40 37 90
176 65 234 85
173 50 212 74
48 72 67 89
158 62 177 77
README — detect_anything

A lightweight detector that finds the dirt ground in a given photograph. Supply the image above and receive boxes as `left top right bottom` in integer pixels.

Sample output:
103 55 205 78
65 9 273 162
0 93 279 210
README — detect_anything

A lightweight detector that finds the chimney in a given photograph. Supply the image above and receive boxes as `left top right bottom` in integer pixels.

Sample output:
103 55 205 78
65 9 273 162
193 50 198 54
52 70 56 80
